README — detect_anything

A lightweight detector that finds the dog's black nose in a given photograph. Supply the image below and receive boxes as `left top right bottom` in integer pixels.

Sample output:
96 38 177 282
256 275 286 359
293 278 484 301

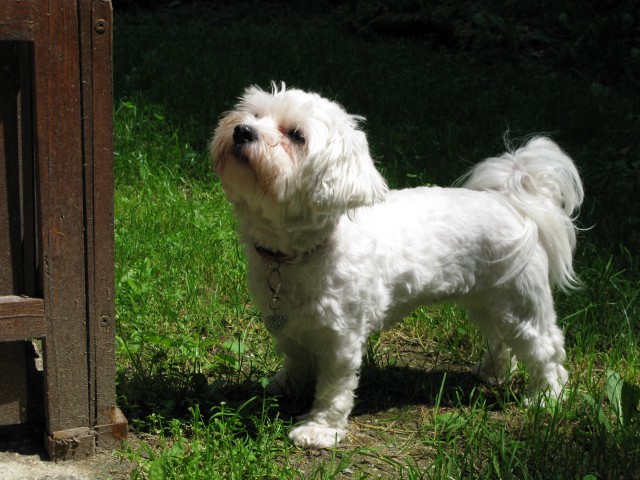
233 124 258 145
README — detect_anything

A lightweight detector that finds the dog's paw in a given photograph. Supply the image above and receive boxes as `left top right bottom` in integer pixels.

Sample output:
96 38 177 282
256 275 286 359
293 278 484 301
525 372 569 407
289 423 345 448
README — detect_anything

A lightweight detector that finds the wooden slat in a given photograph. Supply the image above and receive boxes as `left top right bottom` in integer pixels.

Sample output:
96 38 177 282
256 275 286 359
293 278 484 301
79 0 117 428
0 42 24 295
19 42 38 297
0 295 45 341
0 1 36 41
33 0 90 434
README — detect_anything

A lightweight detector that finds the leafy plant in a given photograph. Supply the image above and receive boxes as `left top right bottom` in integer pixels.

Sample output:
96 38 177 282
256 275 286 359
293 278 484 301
582 370 640 435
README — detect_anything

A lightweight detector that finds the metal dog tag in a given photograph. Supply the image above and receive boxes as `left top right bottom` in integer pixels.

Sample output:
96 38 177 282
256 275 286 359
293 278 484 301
265 315 288 334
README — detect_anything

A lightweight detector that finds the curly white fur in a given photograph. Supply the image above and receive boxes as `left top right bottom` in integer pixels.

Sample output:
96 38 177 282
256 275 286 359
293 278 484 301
211 84 584 448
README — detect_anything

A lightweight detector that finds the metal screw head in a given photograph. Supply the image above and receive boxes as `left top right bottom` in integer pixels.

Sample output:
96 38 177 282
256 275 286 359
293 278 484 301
95 19 107 33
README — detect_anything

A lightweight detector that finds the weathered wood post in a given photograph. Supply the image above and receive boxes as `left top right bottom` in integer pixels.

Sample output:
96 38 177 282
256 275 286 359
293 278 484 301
0 0 127 460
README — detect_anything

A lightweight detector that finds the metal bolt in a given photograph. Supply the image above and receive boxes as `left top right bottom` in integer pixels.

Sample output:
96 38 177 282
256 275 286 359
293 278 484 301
95 19 107 33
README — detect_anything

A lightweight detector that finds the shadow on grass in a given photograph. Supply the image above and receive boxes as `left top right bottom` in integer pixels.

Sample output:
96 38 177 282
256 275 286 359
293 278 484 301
118 361 522 431
117 364 640 478
355 364 516 415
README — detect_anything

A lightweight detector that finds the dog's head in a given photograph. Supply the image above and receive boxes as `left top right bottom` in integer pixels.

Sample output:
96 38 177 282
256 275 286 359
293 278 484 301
211 84 387 223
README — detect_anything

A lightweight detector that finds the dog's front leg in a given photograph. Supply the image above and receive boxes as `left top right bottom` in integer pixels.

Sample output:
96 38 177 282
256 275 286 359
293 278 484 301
268 338 316 396
288 336 362 448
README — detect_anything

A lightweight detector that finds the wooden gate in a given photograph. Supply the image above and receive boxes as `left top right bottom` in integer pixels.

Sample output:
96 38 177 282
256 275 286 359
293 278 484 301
0 0 127 459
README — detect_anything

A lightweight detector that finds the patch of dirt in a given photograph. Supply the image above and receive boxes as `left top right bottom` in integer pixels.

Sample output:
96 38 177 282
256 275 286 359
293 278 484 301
272 326 522 477
0 425 131 480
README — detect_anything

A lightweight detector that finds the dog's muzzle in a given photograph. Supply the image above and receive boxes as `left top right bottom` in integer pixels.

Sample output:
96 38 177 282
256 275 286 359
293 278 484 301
233 124 258 146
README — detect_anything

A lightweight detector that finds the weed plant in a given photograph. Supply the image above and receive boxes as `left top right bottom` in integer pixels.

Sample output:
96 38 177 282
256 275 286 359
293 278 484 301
113 1 639 478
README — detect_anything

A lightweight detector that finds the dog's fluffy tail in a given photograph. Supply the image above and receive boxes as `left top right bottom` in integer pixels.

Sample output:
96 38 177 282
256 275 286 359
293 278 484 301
462 137 584 291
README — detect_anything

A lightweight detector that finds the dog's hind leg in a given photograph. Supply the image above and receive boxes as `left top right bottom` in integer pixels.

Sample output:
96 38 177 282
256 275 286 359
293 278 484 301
490 284 568 405
510 319 568 405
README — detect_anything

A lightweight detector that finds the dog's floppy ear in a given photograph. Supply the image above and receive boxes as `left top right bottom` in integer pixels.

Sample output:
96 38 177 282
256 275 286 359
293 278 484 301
304 120 388 213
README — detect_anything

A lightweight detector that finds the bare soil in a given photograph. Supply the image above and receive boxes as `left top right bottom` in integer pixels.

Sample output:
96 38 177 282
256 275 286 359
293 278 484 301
0 425 131 480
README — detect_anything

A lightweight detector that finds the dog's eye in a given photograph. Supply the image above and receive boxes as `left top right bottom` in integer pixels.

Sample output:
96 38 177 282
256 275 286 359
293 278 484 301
287 128 305 144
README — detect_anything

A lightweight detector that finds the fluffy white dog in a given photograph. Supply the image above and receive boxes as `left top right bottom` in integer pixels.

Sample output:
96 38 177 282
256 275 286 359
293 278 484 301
210 84 583 448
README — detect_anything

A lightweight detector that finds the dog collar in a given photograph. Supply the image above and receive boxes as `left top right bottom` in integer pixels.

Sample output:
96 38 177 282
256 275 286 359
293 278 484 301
254 245 299 263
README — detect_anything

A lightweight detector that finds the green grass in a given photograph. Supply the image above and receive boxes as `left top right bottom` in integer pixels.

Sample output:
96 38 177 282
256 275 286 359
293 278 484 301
112 2 639 478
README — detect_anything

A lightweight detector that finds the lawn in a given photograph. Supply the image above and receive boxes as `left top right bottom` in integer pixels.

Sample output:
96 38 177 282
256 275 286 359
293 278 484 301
111 1 640 478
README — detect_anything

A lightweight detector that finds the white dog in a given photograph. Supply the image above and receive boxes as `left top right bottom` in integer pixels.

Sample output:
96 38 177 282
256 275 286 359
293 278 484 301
210 84 583 448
